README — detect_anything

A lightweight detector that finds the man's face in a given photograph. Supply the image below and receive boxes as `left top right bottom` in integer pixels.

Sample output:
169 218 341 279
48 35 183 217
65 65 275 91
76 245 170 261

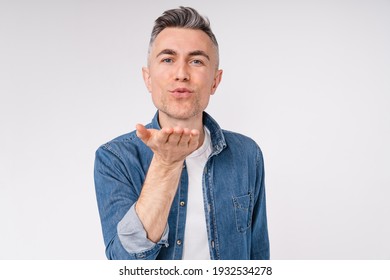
143 27 222 124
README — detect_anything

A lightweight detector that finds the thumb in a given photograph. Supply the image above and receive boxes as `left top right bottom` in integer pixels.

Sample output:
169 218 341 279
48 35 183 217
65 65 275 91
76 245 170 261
135 124 151 143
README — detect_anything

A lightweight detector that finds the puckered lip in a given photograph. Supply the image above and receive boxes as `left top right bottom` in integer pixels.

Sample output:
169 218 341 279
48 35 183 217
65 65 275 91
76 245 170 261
169 87 193 98
169 87 193 93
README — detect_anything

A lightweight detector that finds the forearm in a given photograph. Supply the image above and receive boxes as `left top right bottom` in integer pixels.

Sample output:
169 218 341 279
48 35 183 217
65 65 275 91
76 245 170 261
134 123 200 243
136 155 184 242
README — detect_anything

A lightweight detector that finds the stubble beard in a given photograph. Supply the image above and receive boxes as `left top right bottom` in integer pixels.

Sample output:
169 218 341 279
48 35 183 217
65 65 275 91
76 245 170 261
159 94 203 122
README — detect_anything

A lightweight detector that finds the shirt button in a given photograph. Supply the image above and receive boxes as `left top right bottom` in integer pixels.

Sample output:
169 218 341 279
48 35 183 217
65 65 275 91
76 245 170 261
180 201 185 207
177 239 182 246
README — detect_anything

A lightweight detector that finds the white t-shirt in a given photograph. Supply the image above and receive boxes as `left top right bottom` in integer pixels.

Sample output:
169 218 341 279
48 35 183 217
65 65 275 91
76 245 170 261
181 127 212 260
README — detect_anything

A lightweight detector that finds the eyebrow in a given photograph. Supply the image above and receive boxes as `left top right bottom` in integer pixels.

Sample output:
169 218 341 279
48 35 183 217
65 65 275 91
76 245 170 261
189 50 210 61
156 49 210 61
156 49 177 58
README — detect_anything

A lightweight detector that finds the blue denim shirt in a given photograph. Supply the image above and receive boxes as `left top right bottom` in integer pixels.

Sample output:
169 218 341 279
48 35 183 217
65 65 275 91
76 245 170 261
94 112 270 260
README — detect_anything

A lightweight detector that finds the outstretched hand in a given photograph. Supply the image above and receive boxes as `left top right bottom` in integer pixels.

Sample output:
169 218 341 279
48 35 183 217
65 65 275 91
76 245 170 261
136 124 200 166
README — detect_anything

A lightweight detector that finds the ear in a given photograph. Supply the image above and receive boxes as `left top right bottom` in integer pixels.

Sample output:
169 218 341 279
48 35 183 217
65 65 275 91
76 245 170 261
142 67 152 93
210 69 223 95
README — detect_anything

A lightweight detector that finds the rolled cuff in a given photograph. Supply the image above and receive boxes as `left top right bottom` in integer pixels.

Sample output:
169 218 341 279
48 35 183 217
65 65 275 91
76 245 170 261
117 204 169 254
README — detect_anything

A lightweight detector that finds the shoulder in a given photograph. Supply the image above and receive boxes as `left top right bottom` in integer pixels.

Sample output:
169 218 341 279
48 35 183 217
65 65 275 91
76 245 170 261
222 129 261 150
98 120 156 153
221 129 264 163
97 130 137 154
95 129 149 164
94 129 154 179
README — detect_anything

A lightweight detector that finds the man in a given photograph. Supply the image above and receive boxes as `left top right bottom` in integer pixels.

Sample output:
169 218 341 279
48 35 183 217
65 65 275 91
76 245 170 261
94 6 269 260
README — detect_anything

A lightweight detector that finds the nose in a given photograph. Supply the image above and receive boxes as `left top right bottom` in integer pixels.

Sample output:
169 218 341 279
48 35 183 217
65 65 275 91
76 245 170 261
175 62 190 81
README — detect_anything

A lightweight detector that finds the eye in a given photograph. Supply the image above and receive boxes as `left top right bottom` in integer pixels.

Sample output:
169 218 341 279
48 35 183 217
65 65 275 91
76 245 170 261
161 58 174 63
191 59 204 66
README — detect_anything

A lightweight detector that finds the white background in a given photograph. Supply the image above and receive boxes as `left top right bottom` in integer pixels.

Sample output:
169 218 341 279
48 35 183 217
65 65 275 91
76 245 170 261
0 0 389 259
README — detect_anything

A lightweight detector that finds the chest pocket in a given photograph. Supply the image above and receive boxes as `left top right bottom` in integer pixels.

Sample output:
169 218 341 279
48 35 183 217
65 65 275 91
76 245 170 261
232 193 253 233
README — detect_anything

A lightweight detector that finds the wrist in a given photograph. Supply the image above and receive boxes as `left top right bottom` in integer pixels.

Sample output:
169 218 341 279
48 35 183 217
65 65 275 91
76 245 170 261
151 155 184 172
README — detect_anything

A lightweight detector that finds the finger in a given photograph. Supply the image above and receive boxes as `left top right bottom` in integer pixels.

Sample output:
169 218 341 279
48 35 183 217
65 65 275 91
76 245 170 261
178 128 191 147
188 129 200 148
136 124 151 143
156 127 173 144
168 127 183 145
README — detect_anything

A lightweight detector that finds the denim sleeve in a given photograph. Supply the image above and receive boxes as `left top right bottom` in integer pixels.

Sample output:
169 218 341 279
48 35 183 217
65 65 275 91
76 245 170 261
251 146 270 260
94 145 169 260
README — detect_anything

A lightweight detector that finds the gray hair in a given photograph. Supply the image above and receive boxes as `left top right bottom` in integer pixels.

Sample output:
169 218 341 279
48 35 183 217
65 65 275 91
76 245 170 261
148 6 219 67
